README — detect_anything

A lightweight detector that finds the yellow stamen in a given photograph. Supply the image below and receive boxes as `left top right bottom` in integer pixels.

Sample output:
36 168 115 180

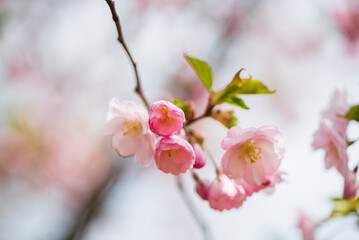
238 141 262 164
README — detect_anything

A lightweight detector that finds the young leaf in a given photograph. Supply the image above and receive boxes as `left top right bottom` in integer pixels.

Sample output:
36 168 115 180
223 96 249 110
213 69 275 105
184 54 213 90
345 105 359 122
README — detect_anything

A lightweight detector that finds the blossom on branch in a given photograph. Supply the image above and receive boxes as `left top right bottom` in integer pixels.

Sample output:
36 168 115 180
104 97 156 166
154 136 195 175
312 121 349 177
208 174 246 211
221 125 285 185
149 100 185 137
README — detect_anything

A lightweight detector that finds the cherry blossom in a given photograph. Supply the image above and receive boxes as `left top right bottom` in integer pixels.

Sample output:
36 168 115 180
104 97 156 166
221 125 285 185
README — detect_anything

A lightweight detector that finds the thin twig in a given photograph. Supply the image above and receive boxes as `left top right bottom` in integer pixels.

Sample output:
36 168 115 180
64 166 122 240
104 2 212 240
176 176 213 240
105 0 151 110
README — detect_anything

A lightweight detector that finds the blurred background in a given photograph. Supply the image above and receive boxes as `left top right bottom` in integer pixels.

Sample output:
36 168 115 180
0 0 359 239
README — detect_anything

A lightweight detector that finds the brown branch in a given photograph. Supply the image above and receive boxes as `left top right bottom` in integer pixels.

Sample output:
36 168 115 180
63 166 122 240
105 0 151 110
104 2 213 240
176 176 213 240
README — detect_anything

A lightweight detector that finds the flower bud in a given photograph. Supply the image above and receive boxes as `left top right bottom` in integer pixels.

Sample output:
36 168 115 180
193 143 207 169
149 100 185 136
154 136 195 175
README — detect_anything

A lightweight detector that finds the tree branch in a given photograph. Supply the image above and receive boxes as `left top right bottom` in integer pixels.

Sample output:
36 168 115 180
176 176 213 240
104 2 212 240
105 0 151 110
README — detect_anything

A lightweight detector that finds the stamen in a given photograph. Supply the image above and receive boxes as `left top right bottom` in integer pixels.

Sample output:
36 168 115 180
238 141 262 164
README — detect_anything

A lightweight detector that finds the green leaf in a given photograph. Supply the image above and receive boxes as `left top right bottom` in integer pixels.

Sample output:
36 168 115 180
223 96 249 110
213 69 275 105
345 105 359 122
184 54 213 90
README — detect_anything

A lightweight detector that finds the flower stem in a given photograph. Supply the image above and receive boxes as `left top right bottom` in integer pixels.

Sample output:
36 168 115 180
105 0 151 111
104 2 212 239
176 176 213 240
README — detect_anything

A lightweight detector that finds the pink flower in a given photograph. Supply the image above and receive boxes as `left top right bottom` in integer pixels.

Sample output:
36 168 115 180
297 212 316 240
154 136 195 175
221 125 285 185
193 143 207 169
322 89 351 138
312 121 349 177
149 100 185 136
236 171 285 196
104 97 156 166
208 174 246 211
196 180 211 200
343 171 358 199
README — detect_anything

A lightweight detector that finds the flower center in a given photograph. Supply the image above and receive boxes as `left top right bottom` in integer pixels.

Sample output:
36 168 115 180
123 120 142 136
161 107 174 122
166 148 183 162
239 140 262 163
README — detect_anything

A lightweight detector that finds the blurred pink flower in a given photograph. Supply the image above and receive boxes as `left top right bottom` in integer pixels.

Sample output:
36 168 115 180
297 212 316 240
105 97 156 166
196 180 211 200
149 100 185 137
192 143 207 169
221 126 285 185
312 121 349 177
334 0 359 52
343 171 358 199
154 136 195 175
236 171 285 197
322 89 351 138
208 174 246 211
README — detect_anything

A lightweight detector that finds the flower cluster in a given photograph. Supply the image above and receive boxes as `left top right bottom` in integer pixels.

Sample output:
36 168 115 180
299 89 359 239
104 54 286 212
196 125 285 211
105 99 207 175
312 90 357 197
105 97 286 211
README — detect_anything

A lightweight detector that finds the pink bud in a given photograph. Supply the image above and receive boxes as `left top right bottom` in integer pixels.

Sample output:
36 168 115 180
193 143 207 169
343 171 358 199
149 100 185 136
154 136 195 175
208 175 246 211
196 180 211 200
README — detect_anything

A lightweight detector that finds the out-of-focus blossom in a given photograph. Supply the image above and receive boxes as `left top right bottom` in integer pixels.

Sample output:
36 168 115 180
154 136 195 175
312 121 349 177
149 100 185 137
322 89 351 138
196 180 211 200
236 171 285 197
221 126 285 185
0 110 111 199
343 171 358 199
334 0 359 52
192 143 207 169
208 174 246 211
105 97 156 166
297 212 316 240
